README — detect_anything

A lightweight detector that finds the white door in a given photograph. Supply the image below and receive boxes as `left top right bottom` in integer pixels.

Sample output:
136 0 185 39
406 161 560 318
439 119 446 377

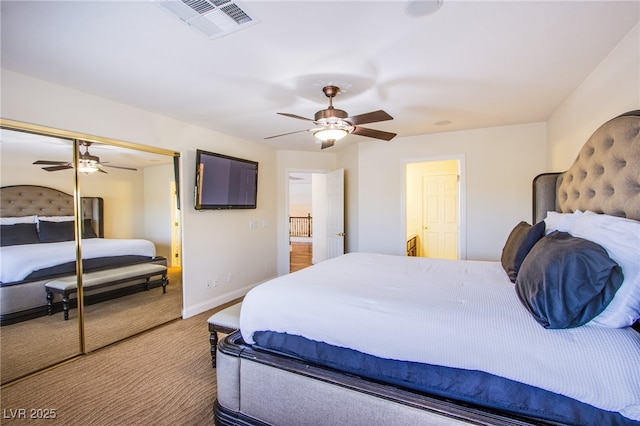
326 168 345 259
422 173 458 259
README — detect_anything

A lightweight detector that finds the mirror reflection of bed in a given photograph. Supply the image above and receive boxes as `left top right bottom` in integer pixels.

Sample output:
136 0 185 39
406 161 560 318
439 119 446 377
0 128 183 384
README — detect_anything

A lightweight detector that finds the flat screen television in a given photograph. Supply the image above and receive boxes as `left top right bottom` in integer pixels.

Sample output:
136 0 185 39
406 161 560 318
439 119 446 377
195 149 258 210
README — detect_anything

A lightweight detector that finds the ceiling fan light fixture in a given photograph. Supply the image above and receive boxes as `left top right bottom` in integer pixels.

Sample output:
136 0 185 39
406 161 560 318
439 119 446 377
313 117 354 144
313 128 349 143
78 159 99 174
313 129 349 142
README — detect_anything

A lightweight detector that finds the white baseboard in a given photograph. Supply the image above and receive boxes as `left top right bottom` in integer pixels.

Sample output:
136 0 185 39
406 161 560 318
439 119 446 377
181 276 276 319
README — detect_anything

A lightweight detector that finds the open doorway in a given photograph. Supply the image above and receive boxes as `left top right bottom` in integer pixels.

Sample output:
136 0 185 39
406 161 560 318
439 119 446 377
289 172 313 272
287 170 340 272
286 170 344 273
405 156 465 260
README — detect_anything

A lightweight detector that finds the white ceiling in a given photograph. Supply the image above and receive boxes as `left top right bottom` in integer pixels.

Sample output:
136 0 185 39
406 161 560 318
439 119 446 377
1 0 638 153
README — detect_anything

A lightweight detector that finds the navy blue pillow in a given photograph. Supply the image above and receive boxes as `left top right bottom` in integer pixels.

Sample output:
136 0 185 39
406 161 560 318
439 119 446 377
38 220 75 243
515 231 624 329
0 223 40 246
501 220 546 283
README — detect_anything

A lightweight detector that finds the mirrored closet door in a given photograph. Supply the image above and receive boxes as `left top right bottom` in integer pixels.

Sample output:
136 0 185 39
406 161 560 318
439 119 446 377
77 140 183 352
0 120 182 384
0 129 81 383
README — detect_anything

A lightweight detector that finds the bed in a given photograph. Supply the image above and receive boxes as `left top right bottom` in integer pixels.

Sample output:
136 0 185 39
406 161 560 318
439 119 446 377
214 110 640 426
0 185 168 325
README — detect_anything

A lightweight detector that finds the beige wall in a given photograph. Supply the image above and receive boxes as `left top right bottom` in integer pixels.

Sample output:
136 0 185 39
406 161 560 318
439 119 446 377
548 23 640 170
345 122 547 261
1 70 279 318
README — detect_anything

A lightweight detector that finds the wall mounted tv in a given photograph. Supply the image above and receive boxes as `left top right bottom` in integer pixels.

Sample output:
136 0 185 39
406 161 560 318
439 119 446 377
195 149 258 210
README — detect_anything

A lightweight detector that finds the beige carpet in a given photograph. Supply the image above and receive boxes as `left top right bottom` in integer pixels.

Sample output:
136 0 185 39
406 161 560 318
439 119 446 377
1 268 183 383
0 308 222 425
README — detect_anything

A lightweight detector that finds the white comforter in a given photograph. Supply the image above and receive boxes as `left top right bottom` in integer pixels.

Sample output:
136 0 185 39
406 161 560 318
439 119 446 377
0 238 156 283
241 252 640 421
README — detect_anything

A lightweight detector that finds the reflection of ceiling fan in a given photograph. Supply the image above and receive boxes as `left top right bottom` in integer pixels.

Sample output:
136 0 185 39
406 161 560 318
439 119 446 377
265 86 397 149
33 141 138 173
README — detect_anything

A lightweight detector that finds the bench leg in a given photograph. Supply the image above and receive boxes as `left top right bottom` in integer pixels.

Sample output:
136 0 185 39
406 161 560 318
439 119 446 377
210 331 219 368
62 295 70 320
162 272 168 294
46 291 54 315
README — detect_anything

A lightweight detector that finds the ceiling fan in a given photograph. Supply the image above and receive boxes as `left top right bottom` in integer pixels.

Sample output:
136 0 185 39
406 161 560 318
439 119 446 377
265 86 397 149
33 141 138 173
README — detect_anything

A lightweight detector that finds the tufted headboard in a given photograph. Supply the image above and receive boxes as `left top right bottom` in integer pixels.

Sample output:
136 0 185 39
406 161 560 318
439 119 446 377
0 185 104 237
533 110 640 223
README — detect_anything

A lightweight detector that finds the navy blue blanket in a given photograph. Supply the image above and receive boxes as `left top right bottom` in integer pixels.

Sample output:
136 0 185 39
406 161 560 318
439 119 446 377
253 331 636 426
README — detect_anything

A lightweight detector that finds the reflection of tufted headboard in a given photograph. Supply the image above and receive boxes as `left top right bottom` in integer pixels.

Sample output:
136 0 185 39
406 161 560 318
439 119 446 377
0 185 104 237
533 111 640 223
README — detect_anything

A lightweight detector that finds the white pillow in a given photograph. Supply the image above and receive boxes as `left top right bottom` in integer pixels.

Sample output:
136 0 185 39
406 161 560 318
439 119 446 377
37 215 74 222
0 215 37 225
543 210 583 235
569 211 640 328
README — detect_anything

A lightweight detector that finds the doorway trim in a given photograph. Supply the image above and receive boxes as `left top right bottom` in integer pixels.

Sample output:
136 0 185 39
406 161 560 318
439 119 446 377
402 154 467 260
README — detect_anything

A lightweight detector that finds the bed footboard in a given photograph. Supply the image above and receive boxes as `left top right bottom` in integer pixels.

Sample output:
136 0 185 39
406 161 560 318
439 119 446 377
215 332 536 426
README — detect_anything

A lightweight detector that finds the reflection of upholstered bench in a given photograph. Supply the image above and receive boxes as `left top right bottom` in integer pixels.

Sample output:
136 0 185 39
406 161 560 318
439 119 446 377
45 263 168 320
208 302 242 368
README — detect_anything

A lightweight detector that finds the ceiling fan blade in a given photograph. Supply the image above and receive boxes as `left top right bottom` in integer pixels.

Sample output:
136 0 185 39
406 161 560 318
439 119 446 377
98 168 108 174
277 112 315 122
352 126 397 141
320 140 335 150
42 165 73 172
346 110 393 126
103 164 138 171
33 160 69 165
264 129 310 140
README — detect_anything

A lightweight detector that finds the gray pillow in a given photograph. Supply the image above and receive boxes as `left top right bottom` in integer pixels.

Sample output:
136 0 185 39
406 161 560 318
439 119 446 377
501 221 545 283
38 220 75 243
0 223 40 246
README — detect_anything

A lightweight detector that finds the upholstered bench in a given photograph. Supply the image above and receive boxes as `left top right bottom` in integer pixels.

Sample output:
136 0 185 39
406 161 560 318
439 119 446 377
208 302 242 368
45 263 168 320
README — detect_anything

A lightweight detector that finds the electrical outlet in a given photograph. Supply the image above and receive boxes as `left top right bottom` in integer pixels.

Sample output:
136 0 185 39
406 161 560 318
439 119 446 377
227 272 232 283
206 279 213 288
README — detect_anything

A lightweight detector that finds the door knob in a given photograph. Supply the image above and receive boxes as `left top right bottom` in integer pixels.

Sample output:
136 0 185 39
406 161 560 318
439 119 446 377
337 232 346 237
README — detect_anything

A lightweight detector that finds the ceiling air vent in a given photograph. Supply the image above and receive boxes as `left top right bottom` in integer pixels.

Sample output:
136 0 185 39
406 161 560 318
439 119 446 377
153 0 259 39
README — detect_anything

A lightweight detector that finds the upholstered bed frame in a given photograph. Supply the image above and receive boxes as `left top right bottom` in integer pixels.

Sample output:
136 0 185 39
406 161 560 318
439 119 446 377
0 185 165 324
214 110 640 426
533 110 640 224
1 185 104 236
